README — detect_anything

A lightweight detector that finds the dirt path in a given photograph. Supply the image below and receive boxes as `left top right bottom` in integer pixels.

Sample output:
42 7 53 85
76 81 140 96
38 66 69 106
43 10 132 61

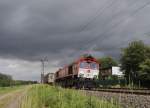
0 86 29 108
6 90 24 108
0 92 14 100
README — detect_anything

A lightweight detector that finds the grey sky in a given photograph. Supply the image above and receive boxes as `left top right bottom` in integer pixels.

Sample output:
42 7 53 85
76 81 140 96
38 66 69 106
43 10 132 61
0 0 150 80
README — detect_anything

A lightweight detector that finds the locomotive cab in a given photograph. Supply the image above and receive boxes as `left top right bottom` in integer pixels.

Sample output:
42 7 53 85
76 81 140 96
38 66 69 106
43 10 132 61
78 60 99 79
75 56 99 88
78 61 99 79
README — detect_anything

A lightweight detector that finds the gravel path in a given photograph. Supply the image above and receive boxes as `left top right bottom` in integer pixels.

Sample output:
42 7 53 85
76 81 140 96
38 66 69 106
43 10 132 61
83 90 150 108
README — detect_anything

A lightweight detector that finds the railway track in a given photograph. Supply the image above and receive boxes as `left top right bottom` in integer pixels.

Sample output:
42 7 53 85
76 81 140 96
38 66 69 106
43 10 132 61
83 88 150 95
82 88 150 108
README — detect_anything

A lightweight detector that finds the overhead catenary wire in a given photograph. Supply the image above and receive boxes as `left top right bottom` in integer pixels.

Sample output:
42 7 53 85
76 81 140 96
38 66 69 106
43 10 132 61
85 0 150 50
60 0 118 64
79 0 143 32
65 0 118 58
61 0 150 66
72 0 150 56
77 0 141 43
77 0 117 33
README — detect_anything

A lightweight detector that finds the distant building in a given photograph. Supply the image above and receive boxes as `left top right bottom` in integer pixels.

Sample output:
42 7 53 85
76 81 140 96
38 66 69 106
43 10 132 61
99 66 123 79
112 66 123 76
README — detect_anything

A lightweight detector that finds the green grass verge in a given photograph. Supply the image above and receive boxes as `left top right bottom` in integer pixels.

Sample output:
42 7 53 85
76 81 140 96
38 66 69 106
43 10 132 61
0 86 23 95
21 85 121 108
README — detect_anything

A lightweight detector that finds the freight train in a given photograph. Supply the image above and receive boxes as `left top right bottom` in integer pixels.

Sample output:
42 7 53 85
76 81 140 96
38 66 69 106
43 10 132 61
44 55 99 88
44 55 123 88
55 55 99 88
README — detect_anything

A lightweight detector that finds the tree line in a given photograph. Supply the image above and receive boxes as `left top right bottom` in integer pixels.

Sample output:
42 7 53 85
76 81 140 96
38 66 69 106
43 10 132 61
0 73 37 87
121 40 150 87
98 40 150 88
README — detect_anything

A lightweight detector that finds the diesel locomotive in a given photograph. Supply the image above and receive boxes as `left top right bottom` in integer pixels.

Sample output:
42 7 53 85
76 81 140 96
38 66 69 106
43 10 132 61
55 55 99 88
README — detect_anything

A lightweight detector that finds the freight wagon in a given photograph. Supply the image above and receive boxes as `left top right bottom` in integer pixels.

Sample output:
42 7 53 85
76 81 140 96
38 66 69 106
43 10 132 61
44 73 55 84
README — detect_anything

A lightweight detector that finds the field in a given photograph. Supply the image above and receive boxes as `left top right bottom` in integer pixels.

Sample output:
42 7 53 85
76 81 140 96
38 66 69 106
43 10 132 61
0 86 23 95
20 85 121 108
0 85 122 108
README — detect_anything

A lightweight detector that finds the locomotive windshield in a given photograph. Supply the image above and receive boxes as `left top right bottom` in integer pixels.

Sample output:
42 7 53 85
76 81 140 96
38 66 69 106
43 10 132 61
90 62 98 69
80 61 98 69
80 62 89 68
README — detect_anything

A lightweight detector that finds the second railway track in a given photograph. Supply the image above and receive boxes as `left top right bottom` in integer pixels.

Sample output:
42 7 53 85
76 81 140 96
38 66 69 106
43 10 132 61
82 88 150 95
81 88 150 108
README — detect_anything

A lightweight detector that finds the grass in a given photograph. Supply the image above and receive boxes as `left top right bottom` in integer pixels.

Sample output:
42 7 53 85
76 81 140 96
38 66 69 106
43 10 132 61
21 85 122 108
0 86 23 95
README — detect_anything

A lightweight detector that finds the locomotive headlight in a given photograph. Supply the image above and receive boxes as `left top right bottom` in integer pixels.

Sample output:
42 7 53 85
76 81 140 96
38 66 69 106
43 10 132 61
94 75 98 79
79 73 84 77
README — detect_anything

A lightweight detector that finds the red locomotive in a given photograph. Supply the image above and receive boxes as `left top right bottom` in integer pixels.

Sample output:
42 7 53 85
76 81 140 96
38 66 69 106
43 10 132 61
55 55 99 88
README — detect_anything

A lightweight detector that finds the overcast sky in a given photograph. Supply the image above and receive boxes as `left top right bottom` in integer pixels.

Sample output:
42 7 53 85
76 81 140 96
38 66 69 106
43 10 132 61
0 0 150 81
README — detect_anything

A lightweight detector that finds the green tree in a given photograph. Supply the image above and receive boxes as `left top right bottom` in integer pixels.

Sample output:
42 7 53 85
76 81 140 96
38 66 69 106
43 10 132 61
98 56 118 68
120 40 150 84
0 73 13 87
138 59 150 80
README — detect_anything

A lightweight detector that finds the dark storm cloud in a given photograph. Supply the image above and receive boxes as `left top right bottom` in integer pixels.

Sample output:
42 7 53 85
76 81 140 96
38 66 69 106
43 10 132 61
0 0 150 63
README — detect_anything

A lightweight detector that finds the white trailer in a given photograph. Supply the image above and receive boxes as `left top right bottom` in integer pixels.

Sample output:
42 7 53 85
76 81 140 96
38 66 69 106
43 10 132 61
112 66 123 76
